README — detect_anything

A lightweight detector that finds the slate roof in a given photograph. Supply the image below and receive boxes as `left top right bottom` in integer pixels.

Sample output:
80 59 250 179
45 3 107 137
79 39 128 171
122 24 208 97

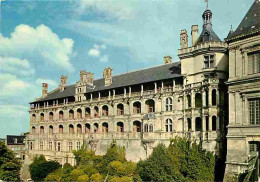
33 61 182 103
226 0 260 41
6 135 25 145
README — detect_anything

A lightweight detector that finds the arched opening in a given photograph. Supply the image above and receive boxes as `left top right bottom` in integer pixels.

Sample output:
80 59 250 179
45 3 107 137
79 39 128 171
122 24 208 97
32 114 36 122
145 99 155 113
144 124 148 132
212 116 217 131
102 105 109 116
149 124 153 132
94 123 99 133
40 113 44 121
212 89 217 106
77 124 82 133
69 110 74 119
133 101 141 114
49 125 53 134
195 93 202 108
187 95 191 108
102 122 108 133
206 116 209 131
166 119 173 132
32 126 36 134
59 111 64 120
117 122 124 132
165 97 173 111
187 118 192 131
85 123 91 133
85 107 91 118
40 126 44 134
195 117 202 131
49 112 54 120
133 121 141 132
77 108 82 119
57 142 61 151
117 104 124 116
59 125 63 134
94 106 99 117
69 124 74 133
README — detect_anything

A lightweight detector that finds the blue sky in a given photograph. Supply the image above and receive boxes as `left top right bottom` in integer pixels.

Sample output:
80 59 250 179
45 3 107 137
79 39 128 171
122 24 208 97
0 0 253 138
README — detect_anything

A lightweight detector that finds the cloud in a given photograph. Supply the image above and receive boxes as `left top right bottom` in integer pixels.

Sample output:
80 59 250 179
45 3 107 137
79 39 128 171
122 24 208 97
0 24 75 72
99 55 109 62
88 44 107 59
0 56 35 76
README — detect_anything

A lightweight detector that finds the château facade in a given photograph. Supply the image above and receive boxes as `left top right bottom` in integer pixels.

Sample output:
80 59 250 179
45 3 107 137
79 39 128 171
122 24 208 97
26 7 228 166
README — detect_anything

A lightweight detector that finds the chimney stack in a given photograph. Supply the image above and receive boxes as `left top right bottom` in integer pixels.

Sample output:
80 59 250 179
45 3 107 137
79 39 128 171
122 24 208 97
42 83 48 97
191 25 199 46
60 75 67 91
180 29 188 49
164 56 172 64
103 67 113 86
80 70 94 86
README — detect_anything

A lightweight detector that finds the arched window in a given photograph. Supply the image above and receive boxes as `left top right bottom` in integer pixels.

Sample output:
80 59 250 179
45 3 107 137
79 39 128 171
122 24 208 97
40 113 44 121
69 124 74 133
32 126 36 134
149 124 153 132
40 126 44 134
205 90 209 106
77 109 82 119
195 93 202 108
102 122 108 133
85 107 91 118
59 125 63 134
69 110 74 119
57 142 61 151
102 105 109 116
59 111 64 120
144 124 149 132
133 102 141 114
49 112 54 120
206 116 209 131
187 95 191 108
117 122 124 132
94 106 99 118
187 118 192 131
85 123 91 133
32 114 36 122
195 117 202 131
165 97 173 111
94 123 99 133
133 121 141 132
212 116 217 131
77 124 82 133
212 89 217 106
117 104 124 116
145 99 155 113
49 125 53 134
166 119 173 132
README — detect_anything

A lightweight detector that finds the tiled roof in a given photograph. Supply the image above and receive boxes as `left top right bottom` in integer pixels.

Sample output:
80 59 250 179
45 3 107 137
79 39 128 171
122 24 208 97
227 0 260 41
33 61 182 103
6 135 25 145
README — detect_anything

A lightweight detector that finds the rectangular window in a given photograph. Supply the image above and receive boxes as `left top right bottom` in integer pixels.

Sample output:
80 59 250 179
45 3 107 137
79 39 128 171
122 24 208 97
40 141 43 150
248 51 260 74
204 55 214 69
77 141 81 150
68 142 73 151
249 99 260 125
48 141 52 150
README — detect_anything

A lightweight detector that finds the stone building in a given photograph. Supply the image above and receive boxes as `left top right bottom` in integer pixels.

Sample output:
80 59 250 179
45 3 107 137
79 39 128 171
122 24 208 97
225 0 260 179
26 6 229 167
6 135 26 160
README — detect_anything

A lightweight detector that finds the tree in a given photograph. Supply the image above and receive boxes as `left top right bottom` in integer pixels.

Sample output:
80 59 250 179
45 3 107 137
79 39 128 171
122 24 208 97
0 141 21 181
29 155 61 181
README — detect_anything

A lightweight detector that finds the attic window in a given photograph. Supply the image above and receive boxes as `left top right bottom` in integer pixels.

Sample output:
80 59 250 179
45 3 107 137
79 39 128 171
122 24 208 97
202 32 210 42
204 54 215 69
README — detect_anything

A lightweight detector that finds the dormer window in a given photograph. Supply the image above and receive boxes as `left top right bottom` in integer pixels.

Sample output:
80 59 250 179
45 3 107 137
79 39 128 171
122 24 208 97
204 54 215 69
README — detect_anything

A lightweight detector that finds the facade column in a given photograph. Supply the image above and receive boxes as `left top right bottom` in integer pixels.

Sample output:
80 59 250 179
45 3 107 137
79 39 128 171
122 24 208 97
202 89 206 107
154 82 157 94
129 86 131 97
141 84 143 96
113 90 115 99
109 91 111 100
209 87 212 106
202 115 206 131
216 89 220 105
191 90 195 108
173 79 175 92
90 94 93 102
192 117 195 132
209 116 212 131
161 81 164 92
98 92 100 101
124 88 126 98
216 116 220 130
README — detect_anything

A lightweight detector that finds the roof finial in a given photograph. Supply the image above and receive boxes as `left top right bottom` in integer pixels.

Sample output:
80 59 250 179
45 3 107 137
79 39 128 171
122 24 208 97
205 0 209 10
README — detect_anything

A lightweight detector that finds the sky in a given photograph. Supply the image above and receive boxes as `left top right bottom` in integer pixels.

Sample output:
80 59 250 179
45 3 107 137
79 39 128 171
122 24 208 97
0 0 254 138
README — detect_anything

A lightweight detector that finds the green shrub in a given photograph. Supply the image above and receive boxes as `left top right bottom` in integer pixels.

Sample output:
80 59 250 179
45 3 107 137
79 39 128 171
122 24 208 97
109 176 133 182
78 174 89 181
90 173 103 181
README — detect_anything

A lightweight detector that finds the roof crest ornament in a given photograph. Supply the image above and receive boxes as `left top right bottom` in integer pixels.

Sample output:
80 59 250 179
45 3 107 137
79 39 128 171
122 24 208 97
205 0 209 10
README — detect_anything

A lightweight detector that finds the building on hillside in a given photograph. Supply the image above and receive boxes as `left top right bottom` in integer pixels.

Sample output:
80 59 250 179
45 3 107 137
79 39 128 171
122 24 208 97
225 0 260 180
6 135 26 161
25 5 229 166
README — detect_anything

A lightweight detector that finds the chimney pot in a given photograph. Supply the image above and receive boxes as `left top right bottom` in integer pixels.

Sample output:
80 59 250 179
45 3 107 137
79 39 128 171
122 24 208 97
103 67 113 86
60 75 67 91
180 29 188 49
42 83 48 97
191 25 199 46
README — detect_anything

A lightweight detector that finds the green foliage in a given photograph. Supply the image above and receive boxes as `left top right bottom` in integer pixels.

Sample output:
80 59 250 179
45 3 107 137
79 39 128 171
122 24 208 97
78 174 89 181
29 155 61 181
109 176 133 182
0 141 21 181
90 173 103 181
108 161 125 177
